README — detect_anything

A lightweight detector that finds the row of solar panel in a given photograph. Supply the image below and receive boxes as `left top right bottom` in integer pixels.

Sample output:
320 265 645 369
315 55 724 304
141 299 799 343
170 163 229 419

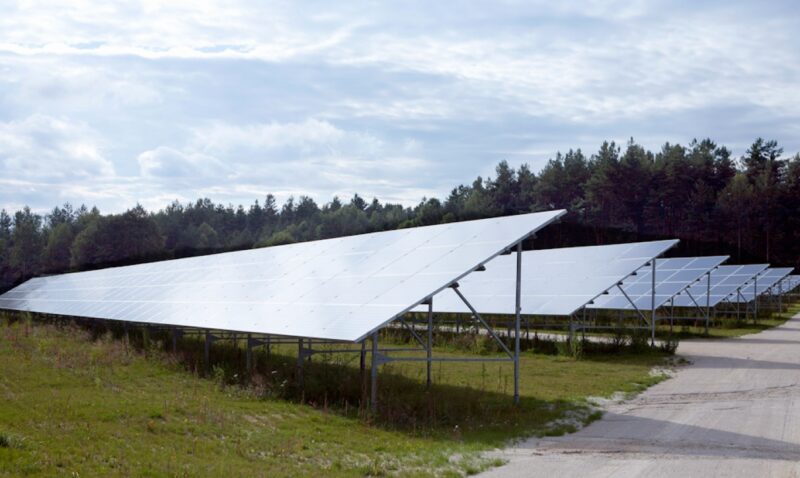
0 210 795 342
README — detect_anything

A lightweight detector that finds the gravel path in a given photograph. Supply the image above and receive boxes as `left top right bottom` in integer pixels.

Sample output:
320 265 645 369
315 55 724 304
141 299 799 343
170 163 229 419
480 313 800 477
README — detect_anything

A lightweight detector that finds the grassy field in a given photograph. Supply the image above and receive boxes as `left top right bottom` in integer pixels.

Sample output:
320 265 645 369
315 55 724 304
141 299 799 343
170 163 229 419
0 315 673 478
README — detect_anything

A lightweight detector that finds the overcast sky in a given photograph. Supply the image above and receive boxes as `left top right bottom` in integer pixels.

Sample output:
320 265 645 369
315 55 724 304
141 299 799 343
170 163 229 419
1 1 799 214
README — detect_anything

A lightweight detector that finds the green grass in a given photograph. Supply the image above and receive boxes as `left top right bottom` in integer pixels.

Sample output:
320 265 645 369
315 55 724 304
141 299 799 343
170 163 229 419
0 317 671 477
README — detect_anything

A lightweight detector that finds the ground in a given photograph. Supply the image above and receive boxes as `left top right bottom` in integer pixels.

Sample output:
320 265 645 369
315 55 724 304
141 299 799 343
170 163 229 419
0 308 792 477
0 317 668 478
481 306 800 477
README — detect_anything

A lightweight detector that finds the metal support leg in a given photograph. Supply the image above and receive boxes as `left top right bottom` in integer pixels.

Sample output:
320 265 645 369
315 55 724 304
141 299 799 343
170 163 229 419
297 338 304 390
650 259 657 346
705 271 711 335
754 275 759 323
568 314 574 344
370 332 378 413
427 300 433 389
514 241 522 405
172 328 178 354
360 339 366 375
204 330 211 370
246 333 252 372
670 298 674 334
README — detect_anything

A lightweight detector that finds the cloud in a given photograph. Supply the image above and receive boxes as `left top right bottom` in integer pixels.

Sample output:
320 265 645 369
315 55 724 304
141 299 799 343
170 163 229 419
0 114 114 180
137 146 228 179
1 1 799 214
134 119 435 202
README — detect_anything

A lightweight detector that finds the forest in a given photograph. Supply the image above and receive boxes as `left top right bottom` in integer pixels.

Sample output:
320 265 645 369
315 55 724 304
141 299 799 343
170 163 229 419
1 137 798 293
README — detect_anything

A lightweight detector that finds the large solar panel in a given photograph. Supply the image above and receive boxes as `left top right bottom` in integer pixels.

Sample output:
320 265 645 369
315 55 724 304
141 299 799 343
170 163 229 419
671 264 769 307
587 256 728 311
415 240 678 316
0 210 565 342
725 267 794 303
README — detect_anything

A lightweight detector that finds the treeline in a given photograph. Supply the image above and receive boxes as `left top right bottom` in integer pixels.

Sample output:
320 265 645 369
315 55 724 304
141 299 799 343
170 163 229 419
1 137 798 292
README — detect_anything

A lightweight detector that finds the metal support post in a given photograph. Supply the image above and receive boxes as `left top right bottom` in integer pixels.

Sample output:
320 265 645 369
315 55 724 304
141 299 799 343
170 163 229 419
514 241 522 405
753 275 759 323
370 332 379 412
568 313 574 344
670 298 674 334
360 339 367 404
705 271 712 335
204 330 212 370
650 260 657 346
427 299 433 389
246 333 253 372
297 338 304 390
736 290 741 322
360 339 366 376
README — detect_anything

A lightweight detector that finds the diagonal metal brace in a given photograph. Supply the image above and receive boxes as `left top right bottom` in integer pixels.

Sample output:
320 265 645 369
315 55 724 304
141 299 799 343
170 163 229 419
450 285 514 359
617 284 650 325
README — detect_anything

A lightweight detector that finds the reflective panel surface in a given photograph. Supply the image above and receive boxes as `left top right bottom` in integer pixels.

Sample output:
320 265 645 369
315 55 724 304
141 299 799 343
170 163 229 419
671 264 769 307
782 275 800 293
417 240 678 316
0 210 565 342
724 267 794 303
588 256 729 311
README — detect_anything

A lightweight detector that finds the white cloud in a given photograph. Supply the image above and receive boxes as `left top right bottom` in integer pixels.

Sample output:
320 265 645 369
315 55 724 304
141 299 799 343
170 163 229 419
0 114 114 180
137 146 228 179
133 118 436 204
1 1 799 214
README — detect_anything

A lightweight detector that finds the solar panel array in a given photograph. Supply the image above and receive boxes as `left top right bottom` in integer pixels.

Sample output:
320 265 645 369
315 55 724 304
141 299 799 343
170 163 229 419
672 264 769 308
417 240 678 316
587 256 728 311
725 267 794 303
0 210 565 342
782 275 800 292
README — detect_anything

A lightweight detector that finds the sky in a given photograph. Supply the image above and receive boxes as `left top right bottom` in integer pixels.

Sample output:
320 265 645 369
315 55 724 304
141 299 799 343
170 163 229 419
1 1 799 215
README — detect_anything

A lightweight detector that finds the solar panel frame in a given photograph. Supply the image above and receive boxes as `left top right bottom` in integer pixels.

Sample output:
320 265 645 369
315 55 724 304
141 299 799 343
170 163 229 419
587 256 729 311
413 239 679 316
671 264 769 307
0 210 566 342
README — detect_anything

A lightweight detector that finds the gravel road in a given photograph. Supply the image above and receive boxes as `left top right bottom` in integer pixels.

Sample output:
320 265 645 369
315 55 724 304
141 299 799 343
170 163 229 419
481 313 800 477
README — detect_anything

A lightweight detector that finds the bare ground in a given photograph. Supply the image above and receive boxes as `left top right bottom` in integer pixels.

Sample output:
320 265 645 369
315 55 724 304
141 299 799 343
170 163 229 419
480 313 800 477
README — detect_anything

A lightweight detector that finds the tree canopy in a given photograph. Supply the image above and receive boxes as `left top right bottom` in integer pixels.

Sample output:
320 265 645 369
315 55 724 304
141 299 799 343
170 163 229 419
1 137 798 293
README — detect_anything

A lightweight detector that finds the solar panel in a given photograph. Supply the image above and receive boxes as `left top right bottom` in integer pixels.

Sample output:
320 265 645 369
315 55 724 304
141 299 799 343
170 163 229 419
587 256 729 311
0 210 565 342
725 267 794 303
671 264 769 307
415 240 678 316
782 275 800 292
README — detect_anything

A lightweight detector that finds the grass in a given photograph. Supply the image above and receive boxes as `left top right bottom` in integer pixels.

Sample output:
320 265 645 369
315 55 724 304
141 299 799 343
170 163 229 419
0 315 674 477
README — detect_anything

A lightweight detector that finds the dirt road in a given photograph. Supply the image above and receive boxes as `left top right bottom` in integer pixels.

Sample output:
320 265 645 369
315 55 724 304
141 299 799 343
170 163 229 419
481 314 800 477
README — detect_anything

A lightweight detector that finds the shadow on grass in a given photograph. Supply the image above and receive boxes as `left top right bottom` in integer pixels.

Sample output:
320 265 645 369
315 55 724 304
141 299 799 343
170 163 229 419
2 312 592 446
